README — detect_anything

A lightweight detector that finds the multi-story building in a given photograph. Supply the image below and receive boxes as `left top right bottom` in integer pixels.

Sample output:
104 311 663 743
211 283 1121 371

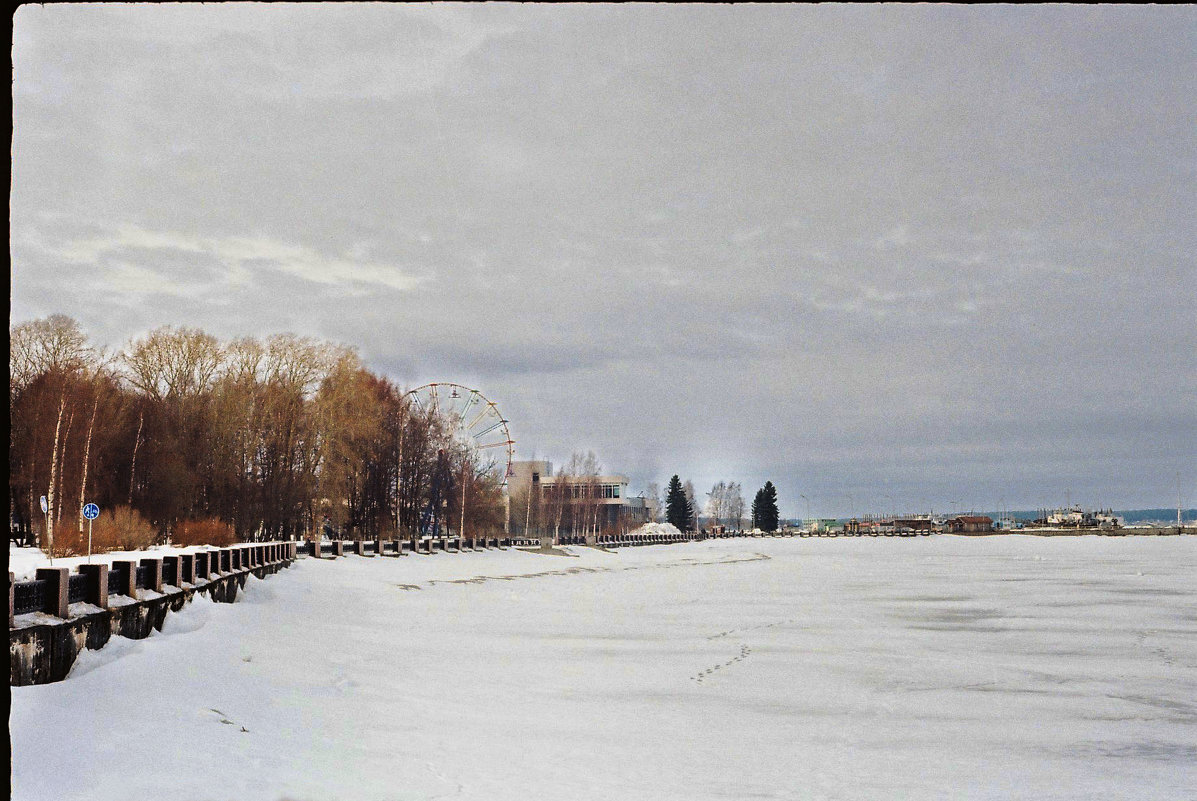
507 460 651 536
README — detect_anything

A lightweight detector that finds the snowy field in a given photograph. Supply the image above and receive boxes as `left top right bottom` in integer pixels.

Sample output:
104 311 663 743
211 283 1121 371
11 536 1197 801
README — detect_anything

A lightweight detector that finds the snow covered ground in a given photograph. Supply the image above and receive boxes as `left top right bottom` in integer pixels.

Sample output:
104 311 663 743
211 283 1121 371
11 536 1197 800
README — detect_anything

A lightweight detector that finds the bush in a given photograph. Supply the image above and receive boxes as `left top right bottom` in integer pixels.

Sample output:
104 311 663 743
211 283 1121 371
173 517 237 547
47 522 87 558
91 506 158 552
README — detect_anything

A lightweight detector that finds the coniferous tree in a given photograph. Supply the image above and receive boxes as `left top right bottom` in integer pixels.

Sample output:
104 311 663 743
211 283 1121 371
761 481 780 532
665 474 692 531
751 482 780 532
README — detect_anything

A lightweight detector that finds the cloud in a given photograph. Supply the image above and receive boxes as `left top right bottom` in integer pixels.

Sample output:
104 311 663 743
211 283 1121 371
10 4 1197 513
19 223 425 302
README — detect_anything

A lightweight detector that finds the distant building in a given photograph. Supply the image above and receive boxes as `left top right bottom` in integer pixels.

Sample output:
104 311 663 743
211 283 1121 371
948 515 994 533
845 518 887 535
893 517 937 533
507 460 651 535
803 518 839 532
1034 507 1119 529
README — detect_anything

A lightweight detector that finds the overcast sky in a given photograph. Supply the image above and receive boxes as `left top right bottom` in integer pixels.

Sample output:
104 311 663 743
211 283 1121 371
12 4 1196 517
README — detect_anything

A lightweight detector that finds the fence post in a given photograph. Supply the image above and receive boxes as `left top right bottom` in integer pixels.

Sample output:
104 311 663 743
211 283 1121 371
112 560 138 597
162 556 182 588
9 572 15 628
36 567 70 618
180 554 195 584
140 558 163 593
333 541 344 557
78 564 109 608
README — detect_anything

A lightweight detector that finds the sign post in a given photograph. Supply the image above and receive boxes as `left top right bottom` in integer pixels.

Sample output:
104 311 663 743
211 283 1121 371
39 495 50 564
83 503 100 562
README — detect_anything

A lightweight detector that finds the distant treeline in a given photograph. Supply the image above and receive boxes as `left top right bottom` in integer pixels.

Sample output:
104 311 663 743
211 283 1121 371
10 315 505 552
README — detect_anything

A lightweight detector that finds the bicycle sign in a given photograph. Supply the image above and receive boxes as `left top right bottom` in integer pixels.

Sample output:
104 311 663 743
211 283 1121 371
83 502 100 561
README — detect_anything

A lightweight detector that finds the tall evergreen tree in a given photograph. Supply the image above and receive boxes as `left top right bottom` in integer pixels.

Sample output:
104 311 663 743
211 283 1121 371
752 482 780 532
665 474 692 531
761 481 780 532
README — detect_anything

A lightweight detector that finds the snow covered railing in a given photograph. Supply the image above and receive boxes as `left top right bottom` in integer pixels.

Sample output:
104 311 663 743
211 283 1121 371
293 527 825 563
9 542 298 686
302 536 518 559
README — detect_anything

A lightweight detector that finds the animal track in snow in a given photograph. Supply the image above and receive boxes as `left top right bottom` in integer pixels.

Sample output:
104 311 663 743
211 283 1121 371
707 618 795 640
692 644 752 685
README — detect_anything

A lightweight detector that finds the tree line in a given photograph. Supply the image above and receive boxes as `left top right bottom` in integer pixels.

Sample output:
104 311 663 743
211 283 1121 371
659 475 779 532
9 315 506 553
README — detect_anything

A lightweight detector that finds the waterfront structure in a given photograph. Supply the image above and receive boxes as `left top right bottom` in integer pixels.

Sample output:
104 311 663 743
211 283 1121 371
1033 507 1119 529
507 460 652 536
948 515 994 534
893 517 937 533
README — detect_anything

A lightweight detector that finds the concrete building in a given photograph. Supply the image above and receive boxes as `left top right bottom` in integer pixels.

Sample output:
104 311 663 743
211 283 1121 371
507 460 651 537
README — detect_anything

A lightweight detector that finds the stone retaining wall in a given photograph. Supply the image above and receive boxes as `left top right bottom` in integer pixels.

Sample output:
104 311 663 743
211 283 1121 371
9 542 298 686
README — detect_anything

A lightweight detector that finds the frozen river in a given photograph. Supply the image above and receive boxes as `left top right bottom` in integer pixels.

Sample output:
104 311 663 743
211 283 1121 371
11 535 1197 800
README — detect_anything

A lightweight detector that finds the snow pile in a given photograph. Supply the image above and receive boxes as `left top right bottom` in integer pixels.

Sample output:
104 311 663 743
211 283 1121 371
627 521 683 537
11 536 1197 800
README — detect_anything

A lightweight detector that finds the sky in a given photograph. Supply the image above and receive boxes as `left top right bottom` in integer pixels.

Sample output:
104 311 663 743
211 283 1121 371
11 4 1196 518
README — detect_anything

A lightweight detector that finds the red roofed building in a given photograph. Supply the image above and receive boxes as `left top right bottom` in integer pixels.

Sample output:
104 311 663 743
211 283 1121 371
948 515 994 533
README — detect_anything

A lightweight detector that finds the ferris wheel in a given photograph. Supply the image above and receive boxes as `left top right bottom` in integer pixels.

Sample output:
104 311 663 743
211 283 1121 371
404 383 515 486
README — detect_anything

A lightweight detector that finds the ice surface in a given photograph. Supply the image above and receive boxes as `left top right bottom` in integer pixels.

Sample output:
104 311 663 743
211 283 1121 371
10 536 1197 800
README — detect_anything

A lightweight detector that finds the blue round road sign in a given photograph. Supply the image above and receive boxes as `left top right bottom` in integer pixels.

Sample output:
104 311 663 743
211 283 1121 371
83 503 100 520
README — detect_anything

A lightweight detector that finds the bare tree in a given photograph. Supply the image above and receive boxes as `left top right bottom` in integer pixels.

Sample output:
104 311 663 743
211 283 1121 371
77 397 99 534
122 326 223 401
645 481 662 523
726 482 745 531
10 315 92 397
706 481 728 529
45 394 67 553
